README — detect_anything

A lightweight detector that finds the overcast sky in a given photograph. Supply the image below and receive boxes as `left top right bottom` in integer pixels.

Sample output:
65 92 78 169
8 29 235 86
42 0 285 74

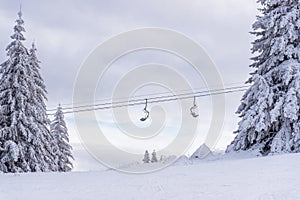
0 0 260 168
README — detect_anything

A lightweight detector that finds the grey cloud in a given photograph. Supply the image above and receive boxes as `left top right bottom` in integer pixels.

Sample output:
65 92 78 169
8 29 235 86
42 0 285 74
0 0 259 149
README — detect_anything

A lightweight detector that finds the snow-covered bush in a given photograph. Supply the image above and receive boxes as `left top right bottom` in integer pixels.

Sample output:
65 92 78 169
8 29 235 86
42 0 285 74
151 150 158 163
50 105 73 172
142 150 150 163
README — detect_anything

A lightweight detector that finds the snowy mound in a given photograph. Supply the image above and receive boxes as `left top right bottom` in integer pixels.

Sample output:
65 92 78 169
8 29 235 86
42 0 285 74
115 162 141 170
190 143 212 159
172 155 191 166
159 155 177 164
222 148 261 160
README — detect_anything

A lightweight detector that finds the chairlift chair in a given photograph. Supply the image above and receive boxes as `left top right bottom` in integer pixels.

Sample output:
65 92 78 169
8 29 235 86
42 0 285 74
140 99 150 121
190 96 199 118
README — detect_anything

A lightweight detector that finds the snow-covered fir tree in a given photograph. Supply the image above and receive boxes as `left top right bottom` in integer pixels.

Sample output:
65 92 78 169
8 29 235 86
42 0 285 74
0 10 57 172
151 150 158 163
227 0 300 155
50 105 73 172
142 150 150 163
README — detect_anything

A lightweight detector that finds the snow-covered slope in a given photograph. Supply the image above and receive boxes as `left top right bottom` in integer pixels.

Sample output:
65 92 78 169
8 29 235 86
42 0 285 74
0 153 299 200
190 143 212 159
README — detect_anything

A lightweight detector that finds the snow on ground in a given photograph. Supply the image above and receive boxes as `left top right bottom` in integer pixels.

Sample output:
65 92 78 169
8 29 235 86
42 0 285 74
72 143 105 171
0 153 299 200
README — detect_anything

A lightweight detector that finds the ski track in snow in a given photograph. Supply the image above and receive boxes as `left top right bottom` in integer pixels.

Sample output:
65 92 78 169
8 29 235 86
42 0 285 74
0 153 299 200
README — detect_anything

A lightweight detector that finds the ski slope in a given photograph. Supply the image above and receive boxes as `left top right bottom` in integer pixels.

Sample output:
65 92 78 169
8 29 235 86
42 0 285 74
0 153 299 200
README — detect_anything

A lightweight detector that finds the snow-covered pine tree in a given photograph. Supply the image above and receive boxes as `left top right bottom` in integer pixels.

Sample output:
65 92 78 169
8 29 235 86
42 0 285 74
151 150 158 163
142 150 150 163
50 105 73 172
227 0 300 155
0 10 57 172
27 41 58 171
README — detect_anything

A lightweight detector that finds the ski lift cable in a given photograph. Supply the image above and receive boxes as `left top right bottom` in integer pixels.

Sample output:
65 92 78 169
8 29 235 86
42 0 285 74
47 82 249 108
47 88 247 115
47 87 248 114
47 85 250 112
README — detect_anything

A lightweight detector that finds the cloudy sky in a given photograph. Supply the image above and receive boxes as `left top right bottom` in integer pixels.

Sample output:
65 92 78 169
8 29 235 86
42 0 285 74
0 0 260 168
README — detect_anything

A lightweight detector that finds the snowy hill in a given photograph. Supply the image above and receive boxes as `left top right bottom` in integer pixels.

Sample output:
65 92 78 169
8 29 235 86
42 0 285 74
190 143 212 159
172 155 191 166
0 153 299 200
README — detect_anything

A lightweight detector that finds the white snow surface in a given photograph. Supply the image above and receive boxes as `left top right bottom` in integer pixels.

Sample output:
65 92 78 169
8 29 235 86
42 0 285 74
0 153 299 200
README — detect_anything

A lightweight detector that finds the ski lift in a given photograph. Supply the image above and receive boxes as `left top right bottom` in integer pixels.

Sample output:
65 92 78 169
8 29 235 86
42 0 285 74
190 96 199 118
140 99 150 121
